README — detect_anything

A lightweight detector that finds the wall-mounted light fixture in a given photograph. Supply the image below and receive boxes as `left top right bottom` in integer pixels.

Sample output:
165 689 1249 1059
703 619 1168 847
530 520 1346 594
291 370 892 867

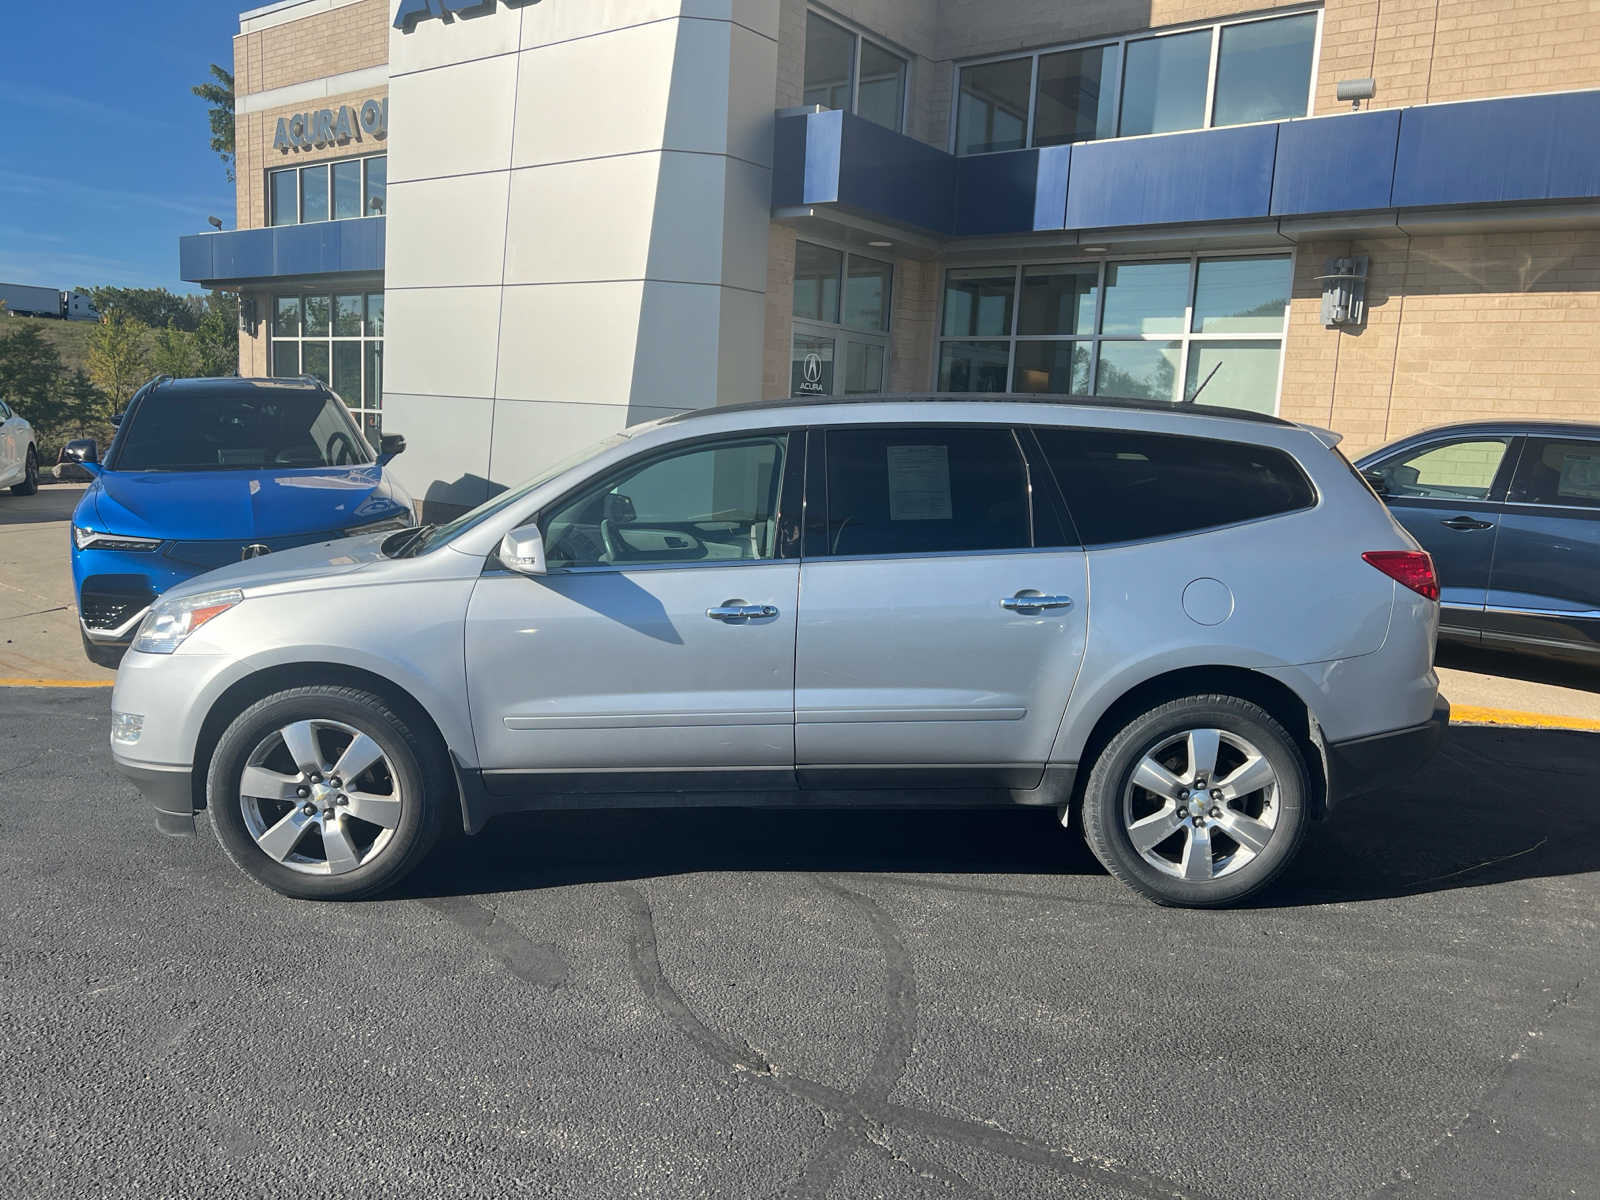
1317 256 1369 329
1336 77 1376 110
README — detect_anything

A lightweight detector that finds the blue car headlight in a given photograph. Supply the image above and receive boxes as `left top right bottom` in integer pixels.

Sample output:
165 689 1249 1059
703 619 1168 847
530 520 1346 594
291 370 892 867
73 525 162 552
133 588 244 655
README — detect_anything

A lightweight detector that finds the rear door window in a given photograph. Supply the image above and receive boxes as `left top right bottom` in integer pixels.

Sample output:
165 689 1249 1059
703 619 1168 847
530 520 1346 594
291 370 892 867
1507 438 1600 509
820 426 1032 556
1366 437 1511 501
1034 426 1315 545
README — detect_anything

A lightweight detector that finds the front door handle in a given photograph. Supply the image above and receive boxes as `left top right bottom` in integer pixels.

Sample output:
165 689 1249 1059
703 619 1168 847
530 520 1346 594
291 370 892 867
707 600 779 622
1441 516 1494 531
1000 590 1073 613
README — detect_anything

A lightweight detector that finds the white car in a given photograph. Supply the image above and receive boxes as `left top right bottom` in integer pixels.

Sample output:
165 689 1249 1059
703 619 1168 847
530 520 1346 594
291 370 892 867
0 398 39 495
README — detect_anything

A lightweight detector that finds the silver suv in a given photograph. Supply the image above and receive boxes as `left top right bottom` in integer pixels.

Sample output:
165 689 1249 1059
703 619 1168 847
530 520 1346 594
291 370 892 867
110 396 1448 907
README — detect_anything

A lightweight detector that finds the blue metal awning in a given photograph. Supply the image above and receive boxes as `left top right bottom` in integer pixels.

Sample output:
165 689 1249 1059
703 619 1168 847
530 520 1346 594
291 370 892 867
180 217 385 286
773 90 1600 239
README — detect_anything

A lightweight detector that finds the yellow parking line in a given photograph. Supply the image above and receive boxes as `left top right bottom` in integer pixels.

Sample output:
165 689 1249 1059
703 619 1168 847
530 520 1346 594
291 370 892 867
1451 704 1600 732
0 678 115 689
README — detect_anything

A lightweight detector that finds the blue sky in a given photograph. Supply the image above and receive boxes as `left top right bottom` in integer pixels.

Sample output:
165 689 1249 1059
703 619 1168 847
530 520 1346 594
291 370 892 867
0 2 241 295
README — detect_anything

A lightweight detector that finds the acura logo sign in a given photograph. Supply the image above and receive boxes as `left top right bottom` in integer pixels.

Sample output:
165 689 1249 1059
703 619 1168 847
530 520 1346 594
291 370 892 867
798 351 826 394
242 544 272 561
394 0 538 31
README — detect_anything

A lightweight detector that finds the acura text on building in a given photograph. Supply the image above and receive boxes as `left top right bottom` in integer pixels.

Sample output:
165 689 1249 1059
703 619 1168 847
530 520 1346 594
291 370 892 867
393 0 537 32
273 99 388 154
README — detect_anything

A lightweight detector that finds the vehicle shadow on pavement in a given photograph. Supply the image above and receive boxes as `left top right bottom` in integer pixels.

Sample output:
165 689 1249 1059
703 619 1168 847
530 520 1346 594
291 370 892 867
395 726 1600 907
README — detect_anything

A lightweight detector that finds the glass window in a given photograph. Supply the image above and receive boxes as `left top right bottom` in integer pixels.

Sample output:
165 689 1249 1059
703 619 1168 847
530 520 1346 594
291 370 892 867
302 295 331 337
1371 439 1512 501
332 160 362 220
1019 264 1098 336
1509 439 1600 508
956 59 1032 155
1192 256 1291 333
273 296 301 337
332 342 362 400
1035 427 1315 545
366 292 384 336
938 342 1010 392
1014 341 1091 394
804 13 855 111
333 294 364 337
1035 44 1119 146
300 164 329 224
792 333 835 397
1183 341 1281 411
301 342 330 385
794 241 843 323
364 342 384 408
271 342 299 378
824 427 1031 556
844 255 892 332
843 342 885 394
858 40 907 131
543 435 789 568
943 270 1014 337
1212 14 1317 127
364 156 387 216
1094 340 1181 402
1119 29 1212 136
1100 260 1188 335
270 169 298 227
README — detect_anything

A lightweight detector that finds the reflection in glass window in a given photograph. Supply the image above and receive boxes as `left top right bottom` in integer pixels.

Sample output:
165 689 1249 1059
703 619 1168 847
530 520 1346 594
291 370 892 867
845 256 892 332
1100 261 1189 335
270 170 297 227
939 341 1010 392
804 13 855 111
333 294 364 337
364 342 384 409
300 164 329 223
792 332 835 397
943 270 1015 338
858 40 907 131
844 342 886 393
332 160 362 220
956 58 1031 155
1213 14 1317 127
366 292 384 337
1119 30 1212 136
1191 256 1291 333
332 342 362 401
270 291 386 434
1019 264 1098 336
364 156 387 216
273 296 301 337
1183 341 1281 410
794 241 843 323
1095 340 1181 402
271 342 299 377
1014 341 1091 394
1035 44 1118 146
302 341 330 385
302 295 331 337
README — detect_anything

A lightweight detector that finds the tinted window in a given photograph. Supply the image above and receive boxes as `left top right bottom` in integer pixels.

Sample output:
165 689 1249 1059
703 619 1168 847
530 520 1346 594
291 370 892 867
1036 427 1314 544
824 427 1030 556
112 386 372 471
1369 438 1510 501
1508 438 1600 509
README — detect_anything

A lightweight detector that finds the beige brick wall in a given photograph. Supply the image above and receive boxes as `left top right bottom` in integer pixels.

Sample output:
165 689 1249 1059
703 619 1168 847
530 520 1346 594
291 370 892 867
234 85 389 230
233 0 388 97
1281 231 1600 457
762 227 798 398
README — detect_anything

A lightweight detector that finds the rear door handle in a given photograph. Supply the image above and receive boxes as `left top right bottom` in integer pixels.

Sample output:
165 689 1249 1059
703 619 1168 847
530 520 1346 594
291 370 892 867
1000 590 1073 613
1441 516 1494 531
707 601 778 622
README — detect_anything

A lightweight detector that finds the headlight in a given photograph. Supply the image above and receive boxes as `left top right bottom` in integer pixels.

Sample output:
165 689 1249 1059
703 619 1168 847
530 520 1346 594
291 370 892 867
343 515 414 537
133 588 244 655
73 525 162 552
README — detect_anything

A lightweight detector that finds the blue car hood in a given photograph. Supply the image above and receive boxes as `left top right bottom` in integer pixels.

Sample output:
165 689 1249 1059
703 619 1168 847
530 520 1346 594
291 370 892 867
86 466 412 541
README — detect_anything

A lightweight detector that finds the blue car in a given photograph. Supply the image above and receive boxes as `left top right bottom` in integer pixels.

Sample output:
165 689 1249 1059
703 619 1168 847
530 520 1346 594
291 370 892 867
73 376 416 667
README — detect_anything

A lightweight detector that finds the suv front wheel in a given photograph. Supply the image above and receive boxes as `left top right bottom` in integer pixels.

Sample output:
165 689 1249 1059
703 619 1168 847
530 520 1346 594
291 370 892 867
206 685 447 900
1081 695 1310 908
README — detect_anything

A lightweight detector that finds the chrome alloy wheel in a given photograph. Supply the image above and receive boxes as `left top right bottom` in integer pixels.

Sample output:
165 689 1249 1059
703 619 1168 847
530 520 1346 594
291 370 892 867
237 719 403 876
1120 728 1281 882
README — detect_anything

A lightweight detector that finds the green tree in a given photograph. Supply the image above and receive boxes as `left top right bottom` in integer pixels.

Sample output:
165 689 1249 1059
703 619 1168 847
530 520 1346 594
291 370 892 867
150 322 201 378
58 370 114 448
195 290 240 377
0 324 68 431
83 286 199 331
193 64 236 184
87 313 151 408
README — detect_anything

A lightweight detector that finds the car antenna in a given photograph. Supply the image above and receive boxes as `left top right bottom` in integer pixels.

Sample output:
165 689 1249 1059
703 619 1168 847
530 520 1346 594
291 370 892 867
1181 362 1222 404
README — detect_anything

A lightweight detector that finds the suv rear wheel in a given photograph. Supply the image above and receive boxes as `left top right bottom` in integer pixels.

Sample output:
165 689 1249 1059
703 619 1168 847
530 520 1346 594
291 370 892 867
1081 694 1309 907
206 685 447 900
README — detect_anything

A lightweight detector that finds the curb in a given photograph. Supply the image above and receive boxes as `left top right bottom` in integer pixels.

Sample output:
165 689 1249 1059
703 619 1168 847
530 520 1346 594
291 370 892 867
0 678 115 689
1450 704 1600 733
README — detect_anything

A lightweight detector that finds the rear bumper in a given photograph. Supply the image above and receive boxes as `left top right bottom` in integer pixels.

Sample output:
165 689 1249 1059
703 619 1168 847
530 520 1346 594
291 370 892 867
1326 696 1450 802
114 755 197 838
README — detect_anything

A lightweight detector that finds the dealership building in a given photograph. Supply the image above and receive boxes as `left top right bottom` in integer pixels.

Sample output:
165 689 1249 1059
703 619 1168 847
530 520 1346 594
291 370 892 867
181 0 1600 517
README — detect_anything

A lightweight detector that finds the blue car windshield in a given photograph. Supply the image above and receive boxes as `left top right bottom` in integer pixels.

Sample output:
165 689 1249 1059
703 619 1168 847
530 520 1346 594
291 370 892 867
110 387 373 471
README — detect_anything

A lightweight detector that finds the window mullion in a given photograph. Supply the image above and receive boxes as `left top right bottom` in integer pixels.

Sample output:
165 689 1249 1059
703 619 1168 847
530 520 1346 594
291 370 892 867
1024 54 1040 148
1203 21 1222 127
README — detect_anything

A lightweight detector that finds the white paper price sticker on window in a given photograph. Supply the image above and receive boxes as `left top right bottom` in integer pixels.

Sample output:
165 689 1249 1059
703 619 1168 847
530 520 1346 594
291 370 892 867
1558 452 1600 500
886 444 953 521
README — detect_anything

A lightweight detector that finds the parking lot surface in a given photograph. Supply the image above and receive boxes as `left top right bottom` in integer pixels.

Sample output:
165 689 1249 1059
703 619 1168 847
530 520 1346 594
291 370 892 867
2 686 1596 1199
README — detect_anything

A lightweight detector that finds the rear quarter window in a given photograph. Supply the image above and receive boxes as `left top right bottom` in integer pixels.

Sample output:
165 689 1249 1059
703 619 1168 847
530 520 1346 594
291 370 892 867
1034 426 1316 545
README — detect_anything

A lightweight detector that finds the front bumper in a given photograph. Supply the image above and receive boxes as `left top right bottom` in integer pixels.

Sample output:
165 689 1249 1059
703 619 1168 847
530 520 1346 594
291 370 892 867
1326 695 1450 802
114 755 198 838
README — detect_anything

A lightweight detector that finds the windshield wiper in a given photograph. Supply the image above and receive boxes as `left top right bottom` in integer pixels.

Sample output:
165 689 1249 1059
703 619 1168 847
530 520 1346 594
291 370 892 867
393 523 436 558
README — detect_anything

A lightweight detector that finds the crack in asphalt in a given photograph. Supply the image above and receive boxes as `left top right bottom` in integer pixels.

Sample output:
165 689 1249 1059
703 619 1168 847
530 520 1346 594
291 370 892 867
419 895 570 988
617 882 1223 1200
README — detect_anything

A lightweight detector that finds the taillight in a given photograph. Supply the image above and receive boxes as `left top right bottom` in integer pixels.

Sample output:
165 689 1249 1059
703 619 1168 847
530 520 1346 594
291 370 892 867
1363 550 1440 601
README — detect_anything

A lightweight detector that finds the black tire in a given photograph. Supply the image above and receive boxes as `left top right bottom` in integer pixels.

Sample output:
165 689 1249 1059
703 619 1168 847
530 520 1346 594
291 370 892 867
206 685 448 900
11 445 38 495
79 628 125 669
1080 694 1310 908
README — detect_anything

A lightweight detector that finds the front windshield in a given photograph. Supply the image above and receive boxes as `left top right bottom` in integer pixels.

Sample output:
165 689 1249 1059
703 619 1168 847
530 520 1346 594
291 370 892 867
110 385 373 471
416 432 631 553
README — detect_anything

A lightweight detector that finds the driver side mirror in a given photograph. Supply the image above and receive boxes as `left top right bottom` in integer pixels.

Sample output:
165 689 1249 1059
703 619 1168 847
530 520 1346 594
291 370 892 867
378 433 407 464
1361 468 1390 496
499 526 547 576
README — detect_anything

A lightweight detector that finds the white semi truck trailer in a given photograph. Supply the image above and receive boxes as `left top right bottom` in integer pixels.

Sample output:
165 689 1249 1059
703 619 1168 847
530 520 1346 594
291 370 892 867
0 283 99 321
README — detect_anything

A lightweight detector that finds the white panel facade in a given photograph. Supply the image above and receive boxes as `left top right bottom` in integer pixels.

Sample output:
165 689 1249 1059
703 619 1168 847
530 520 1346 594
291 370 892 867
385 0 781 516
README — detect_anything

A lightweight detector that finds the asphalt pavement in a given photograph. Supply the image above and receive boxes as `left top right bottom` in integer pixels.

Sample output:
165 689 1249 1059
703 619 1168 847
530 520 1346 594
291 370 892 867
1 686 1596 1199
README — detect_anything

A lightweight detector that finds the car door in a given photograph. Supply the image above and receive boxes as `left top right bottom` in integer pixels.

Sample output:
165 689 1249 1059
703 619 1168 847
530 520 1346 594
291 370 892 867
1362 434 1518 642
1481 435 1600 656
0 401 17 483
794 424 1088 790
464 430 802 793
